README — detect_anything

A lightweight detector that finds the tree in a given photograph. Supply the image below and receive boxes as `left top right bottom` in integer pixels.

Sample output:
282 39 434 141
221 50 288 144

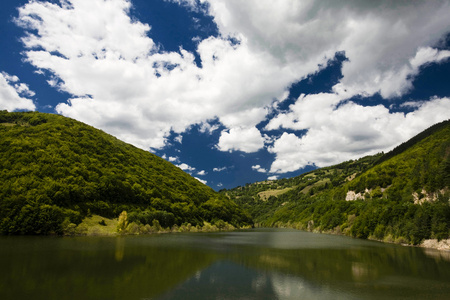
117 211 128 233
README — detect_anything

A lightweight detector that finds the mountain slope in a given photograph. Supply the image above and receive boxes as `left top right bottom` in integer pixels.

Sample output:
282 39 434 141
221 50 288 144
0 111 252 234
223 120 450 245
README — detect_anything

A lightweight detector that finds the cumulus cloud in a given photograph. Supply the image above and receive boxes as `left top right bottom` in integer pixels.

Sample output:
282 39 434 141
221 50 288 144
206 0 450 99
251 165 267 173
268 96 450 173
197 170 207 176
333 46 450 99
217 126 265 153
14 0 450 174
410 47 450 70
0 72 36 111
177 163 196 172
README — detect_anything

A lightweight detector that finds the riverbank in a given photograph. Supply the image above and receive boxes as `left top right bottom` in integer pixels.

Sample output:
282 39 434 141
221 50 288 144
63 214 250 236
255 222 450 252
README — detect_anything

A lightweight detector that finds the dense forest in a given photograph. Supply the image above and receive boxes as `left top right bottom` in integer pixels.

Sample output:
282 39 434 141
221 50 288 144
222 120 450 245
0 111 252 235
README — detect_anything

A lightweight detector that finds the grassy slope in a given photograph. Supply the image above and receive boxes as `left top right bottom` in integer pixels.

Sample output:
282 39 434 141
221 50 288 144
225 153 383 222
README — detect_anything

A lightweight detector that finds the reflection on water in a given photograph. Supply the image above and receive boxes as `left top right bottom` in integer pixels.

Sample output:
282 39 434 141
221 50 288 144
0 235 217 300
158 261 356 300
423 247 450 261
0 229 449 300
115 237 125 262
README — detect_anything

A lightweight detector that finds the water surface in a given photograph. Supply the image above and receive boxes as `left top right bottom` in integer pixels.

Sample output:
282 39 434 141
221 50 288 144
1 229 449 299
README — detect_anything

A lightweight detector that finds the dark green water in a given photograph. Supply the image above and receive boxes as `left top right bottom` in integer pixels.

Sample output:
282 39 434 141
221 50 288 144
1 229 449 300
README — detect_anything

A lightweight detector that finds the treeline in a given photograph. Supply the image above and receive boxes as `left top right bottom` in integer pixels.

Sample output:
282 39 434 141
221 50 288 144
0 111 252 235
225 120 450 245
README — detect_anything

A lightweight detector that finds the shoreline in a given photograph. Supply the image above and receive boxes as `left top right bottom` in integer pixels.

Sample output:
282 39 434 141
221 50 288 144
258 223 450 252
62 214 251 237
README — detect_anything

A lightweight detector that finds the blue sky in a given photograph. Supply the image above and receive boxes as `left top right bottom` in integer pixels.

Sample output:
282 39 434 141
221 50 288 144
1 0 450 190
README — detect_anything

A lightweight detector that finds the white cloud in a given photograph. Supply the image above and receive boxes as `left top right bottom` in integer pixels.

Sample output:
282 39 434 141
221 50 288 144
177 163 196 172
410 47 450 70
215 107 270 152
174 135 183 143
0 72 36 111
206 0 450 100
268 96 450 173
213 166 227 172
336 46 450 99
198 121 220 133
195 177 207 184
217 126 265 153
252 165 267 173
267 175 278 181
220 107 268 128
168 156 179 162
197 170 207 176
266 93 344 131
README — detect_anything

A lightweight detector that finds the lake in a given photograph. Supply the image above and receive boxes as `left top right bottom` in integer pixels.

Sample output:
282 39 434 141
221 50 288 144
1 228 449 299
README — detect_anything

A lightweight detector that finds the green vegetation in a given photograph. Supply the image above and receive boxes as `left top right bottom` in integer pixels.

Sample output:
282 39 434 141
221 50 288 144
0 111 252 235
223 120 450 245
65 214 118 236
225 154 383 223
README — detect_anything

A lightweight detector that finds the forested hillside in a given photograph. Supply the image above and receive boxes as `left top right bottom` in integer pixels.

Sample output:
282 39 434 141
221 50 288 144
223 120 450 245
0 111 252 235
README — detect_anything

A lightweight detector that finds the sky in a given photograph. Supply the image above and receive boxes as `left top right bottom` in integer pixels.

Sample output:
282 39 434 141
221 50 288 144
1 0 450 190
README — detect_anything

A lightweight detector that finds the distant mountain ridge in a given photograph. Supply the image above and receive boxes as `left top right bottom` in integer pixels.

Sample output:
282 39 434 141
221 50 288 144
0 111 252 235
223 119 450 245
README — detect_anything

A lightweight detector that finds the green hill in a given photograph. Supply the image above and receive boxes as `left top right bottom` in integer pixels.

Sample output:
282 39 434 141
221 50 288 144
0 111 252 235
223 120 450 245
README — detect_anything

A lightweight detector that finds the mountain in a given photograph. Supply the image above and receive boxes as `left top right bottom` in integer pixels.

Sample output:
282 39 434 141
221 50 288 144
0 111 252 235
222 120 450 245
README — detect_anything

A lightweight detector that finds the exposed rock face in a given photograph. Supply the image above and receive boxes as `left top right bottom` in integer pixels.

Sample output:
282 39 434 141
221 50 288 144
345 189 370 201
413 189 448 204
345 186 447 203
346 191 363 201
421 239 450 251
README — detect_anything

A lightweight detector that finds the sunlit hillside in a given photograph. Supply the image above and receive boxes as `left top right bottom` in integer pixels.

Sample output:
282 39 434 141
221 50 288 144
0 111 252 235
223 120 450 245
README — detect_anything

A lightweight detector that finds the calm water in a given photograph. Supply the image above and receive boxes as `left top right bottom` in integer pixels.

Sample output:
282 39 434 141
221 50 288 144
1 229 449 300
